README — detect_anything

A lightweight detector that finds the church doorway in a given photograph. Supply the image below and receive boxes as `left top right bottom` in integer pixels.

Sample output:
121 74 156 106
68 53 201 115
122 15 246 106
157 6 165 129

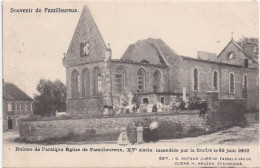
8 116 13 129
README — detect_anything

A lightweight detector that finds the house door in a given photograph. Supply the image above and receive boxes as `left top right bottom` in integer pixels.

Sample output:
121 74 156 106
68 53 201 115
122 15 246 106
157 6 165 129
8 117 13 129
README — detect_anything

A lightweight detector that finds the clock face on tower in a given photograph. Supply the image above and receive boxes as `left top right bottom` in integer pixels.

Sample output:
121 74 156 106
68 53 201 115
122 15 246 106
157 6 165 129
81 41 90 56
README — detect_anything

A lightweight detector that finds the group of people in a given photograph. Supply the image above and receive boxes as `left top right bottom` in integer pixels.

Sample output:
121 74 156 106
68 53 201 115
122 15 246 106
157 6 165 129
173 98 208 115
117 120 159 145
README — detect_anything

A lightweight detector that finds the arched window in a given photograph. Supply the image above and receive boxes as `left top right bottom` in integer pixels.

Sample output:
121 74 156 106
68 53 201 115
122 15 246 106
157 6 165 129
242 74 247 89
71 70 80 98
137 69 145 93
93 67 102 95
193 68 198 91
153 70 161 93
213 71 218 90
115 67 125 94
81 68 90 96
229 73 235 94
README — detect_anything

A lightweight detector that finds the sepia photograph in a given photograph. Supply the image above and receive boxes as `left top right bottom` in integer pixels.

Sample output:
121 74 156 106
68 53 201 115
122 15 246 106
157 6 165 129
2 1 259 167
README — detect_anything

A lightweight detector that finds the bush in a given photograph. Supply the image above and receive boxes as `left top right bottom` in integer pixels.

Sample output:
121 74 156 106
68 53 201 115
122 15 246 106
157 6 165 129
187 125 205 136
157 120 184 139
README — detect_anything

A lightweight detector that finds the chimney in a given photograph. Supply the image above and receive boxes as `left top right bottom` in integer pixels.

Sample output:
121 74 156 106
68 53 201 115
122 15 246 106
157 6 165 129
242 42 256 59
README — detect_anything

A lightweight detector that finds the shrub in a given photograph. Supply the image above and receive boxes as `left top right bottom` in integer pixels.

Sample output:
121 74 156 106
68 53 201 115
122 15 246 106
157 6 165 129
187 125 205 136
157 120 184 139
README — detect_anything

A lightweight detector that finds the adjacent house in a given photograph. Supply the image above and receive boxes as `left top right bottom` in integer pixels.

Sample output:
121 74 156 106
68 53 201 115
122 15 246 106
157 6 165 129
3 81 33 132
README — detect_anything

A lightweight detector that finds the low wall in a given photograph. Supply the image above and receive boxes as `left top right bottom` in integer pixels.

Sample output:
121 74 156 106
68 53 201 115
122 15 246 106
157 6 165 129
206 92 245 130
19 92 246 142
19 111 207 142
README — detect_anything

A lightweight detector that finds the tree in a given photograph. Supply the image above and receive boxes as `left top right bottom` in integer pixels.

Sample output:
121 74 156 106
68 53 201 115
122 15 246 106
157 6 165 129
237 37 259 59
33 79 66 116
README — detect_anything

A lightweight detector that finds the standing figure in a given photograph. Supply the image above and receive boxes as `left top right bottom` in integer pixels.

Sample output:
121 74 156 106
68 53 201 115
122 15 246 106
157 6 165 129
199 100 207 117
117 124 129 146
143 120 151 142
129 122 137 144
150 121 159 142
137 123 144 144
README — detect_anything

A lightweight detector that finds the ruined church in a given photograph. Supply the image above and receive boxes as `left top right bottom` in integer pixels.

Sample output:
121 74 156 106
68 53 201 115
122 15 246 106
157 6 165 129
63 5 259 116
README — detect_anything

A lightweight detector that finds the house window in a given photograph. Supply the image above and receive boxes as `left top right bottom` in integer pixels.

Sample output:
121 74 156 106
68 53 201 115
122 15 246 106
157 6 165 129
31 103 33 111
115 67 125 94
7 103 12 112
229 73 235 94
27 103 30 111
19 103 22 111
257 76 259 87
15 104 18 111
153 70 161 93
137 69 145 93
93 67 102 95
242 75 247 89
193 68 198 91
213 71 218 90
71 70 80 98
81 68 90 96
24 103 27 111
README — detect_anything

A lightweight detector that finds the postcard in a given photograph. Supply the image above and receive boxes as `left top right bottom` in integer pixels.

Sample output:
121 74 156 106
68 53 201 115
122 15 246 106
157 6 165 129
2 1 259 167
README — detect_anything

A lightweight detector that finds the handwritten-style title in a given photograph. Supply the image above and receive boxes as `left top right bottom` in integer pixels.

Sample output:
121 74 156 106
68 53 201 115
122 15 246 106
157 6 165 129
10 8 79 13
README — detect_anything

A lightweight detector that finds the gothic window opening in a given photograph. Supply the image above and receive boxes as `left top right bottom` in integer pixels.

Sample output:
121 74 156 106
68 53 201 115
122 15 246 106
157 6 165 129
213 71 218 90
153 70 161 93
97 75 102 93
242 75 247 89
71 70 80 98
93 67 102 95
115 68 125 94
81 68 90 96
193 68 198 91
230 73 235 94
137 69 145 93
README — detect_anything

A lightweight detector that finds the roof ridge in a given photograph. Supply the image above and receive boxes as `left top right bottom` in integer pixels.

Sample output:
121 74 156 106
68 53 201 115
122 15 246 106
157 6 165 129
152 39 169 66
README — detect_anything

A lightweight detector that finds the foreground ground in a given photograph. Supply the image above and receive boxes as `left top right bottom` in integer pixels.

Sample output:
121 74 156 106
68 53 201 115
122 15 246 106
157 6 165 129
3 113 258 167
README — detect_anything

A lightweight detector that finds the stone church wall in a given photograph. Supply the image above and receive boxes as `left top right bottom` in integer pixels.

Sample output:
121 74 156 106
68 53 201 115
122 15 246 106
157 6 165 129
174 58 258 100
110 61 169 94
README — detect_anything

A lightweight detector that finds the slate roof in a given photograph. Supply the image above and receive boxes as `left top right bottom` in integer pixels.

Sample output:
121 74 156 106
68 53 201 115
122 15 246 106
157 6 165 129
3 82 32 100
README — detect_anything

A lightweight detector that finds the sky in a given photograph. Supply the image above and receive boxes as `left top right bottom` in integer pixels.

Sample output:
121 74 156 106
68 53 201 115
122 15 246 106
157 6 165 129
3 1 259 97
